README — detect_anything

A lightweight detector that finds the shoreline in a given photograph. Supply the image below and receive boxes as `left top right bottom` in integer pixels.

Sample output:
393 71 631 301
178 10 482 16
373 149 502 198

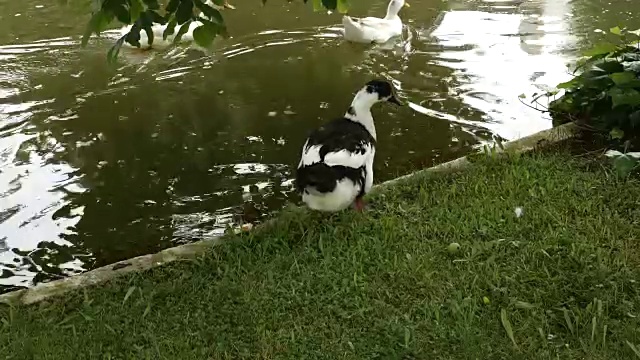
0 122 577 306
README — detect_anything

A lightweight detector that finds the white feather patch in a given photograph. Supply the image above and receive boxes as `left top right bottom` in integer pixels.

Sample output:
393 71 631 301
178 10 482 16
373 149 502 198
299 140 374 170
323 145 372 169
299 144 323 167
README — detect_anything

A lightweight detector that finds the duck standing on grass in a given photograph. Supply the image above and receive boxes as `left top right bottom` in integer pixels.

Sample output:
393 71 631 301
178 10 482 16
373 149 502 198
295 80 403 212
341 0 409 44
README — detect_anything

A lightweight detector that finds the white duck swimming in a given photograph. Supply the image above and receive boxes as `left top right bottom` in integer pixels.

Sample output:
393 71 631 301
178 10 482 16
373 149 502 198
342 0 409 44
295 80 403 212
119 0 235 50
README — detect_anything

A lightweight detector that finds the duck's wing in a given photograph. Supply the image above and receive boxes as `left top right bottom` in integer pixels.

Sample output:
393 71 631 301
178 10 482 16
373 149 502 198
357 16 393 28
322 143 372 169
342 16 392 42
299 118 375 170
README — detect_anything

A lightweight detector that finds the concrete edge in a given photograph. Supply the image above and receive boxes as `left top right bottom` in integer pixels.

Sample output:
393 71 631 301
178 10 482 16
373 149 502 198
0 238 222 306
0 122 578 307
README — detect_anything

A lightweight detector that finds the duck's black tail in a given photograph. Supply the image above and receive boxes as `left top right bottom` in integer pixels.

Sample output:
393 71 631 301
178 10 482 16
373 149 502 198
295 163 363 194
295 163 338 194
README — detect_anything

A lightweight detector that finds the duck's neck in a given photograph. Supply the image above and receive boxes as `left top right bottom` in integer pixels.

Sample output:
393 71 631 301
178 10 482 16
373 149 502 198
344 89 378 140
384 0 403 20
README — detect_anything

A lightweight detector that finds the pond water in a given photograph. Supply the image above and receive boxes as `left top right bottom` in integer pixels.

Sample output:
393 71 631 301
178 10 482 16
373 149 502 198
1 0 639 293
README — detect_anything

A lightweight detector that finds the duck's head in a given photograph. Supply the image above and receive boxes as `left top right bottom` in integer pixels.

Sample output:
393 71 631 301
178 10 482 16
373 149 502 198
364 79 404 106
387 0 409 16
392 0 410 8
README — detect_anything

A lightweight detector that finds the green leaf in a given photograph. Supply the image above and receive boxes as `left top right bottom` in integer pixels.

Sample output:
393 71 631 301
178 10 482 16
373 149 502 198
142 21 154 46
573 53 609 74
142 0 161 10
112 4 132 24
610 127 625 140
176 0 194 24
90 0 101 12
173 20 193 44
147 10 166 24
321 0 337 10
610 26 622 36
82 11 104 47
166 0 181 13
107 38 124 63
337 0 349 13
608 87 640 108
124 23 142 47
500 308 517 347
163 17 177 40
583 43 619 57
594 59 625 74
609 71 638 85
613 155 638 178
130 0 144 22
216 24 229 38
82 10 115 47
312 0 323 11
195 0 224 24
192 23 217 48
556 78 578 89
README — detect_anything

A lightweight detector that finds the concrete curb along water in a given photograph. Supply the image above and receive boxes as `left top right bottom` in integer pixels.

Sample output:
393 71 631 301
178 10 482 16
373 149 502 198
0 239 222 306
0 122 578 306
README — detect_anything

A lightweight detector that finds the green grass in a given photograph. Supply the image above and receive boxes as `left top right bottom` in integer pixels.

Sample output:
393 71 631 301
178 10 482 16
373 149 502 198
2 150 640 359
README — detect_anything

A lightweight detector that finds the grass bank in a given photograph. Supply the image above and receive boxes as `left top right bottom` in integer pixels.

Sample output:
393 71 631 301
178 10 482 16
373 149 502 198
2 147 640 359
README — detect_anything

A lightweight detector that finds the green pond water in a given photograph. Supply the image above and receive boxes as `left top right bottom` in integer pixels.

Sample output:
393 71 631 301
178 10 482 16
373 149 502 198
0 0 639 293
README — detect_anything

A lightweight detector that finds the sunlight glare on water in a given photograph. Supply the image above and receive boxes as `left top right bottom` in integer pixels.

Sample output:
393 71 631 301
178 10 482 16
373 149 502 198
1 0 639 293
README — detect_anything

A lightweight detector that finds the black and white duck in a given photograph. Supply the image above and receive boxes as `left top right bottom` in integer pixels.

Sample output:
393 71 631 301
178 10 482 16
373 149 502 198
295 79 403 212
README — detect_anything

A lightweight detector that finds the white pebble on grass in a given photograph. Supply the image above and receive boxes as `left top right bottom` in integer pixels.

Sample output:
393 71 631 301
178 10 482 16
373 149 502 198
515 207 524 218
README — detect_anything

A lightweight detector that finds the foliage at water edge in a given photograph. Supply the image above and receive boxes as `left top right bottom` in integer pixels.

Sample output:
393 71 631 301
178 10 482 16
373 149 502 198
547 26 640 145
78 0 349 62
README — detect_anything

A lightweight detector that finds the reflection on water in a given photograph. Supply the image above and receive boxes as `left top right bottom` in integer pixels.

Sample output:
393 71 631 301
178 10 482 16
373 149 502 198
429 0 575 140
1 0 639 293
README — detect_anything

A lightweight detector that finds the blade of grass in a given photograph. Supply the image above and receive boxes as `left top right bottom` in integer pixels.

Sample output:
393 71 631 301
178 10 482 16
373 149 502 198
122 286 136 306
626 341 640 359
501 308 517 347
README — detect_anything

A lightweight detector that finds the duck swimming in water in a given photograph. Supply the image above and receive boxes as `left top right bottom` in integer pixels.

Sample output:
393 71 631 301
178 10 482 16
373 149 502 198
342 0 409 44
295 79 403 212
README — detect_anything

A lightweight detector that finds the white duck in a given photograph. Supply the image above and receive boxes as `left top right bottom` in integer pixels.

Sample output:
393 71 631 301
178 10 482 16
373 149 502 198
342 0 409 44
119 0 235 50
295 80 403 212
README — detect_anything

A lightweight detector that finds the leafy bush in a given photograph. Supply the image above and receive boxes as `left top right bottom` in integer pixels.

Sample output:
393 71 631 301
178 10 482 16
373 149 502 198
548 27 640 141
81 0 348 62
